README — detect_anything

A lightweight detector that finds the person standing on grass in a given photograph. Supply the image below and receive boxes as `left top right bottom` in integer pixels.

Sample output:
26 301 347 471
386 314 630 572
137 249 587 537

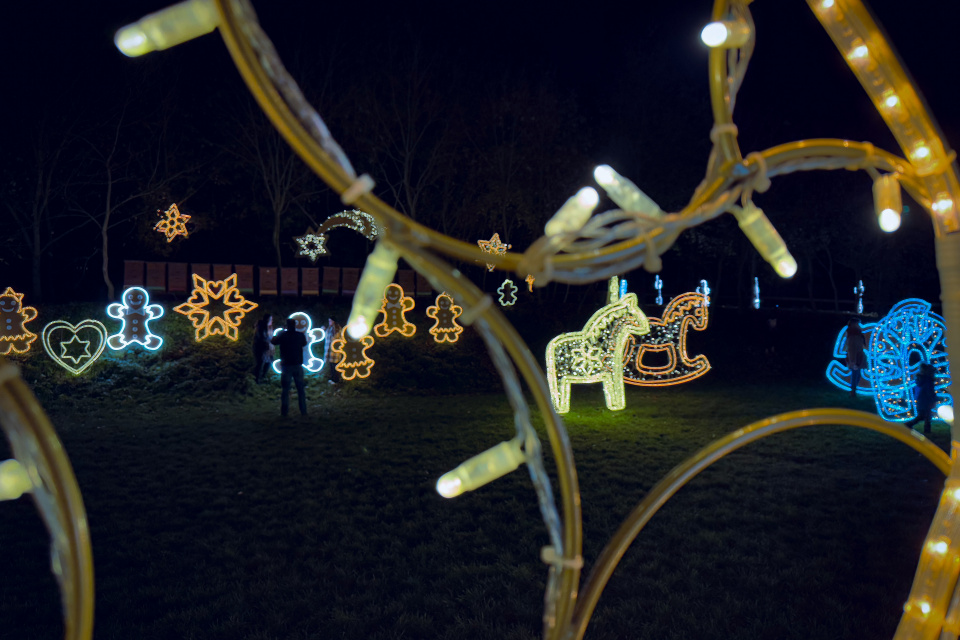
325 318 342 384
252 314 274 383
845 318 867 397
271 317 308 417
906 363 936 434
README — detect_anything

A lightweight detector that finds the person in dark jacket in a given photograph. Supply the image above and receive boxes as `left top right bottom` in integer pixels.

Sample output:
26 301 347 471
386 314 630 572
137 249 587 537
252 314 274 383
271 317 308 416
906 363 936 434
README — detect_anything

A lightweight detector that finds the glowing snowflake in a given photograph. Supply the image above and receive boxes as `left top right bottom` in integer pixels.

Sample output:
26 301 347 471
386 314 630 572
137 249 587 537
173 273 258 341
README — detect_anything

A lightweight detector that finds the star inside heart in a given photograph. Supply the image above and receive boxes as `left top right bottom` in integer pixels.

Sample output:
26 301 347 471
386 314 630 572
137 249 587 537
41 320 108 375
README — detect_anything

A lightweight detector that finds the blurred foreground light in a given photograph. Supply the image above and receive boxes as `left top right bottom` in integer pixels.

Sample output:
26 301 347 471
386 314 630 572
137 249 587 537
347 240 400 339
0 459 32 501
732 203 797 279
878 209 902 232
700 21 751 48
939 405 954 425
593 165 664 217
436 439 525 498
873 174 902 233
115 0 219 57
544 187 599 237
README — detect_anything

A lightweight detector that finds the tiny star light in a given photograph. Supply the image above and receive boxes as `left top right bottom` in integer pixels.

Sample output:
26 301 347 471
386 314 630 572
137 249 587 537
293 229 327 263
0 287 38 355
854 280 865 314
374 284 416 338
114 0 219 57
873 174 902 232
623 292 711 387
545 277 650 413
107 287 164 351
173 273 258 342
654 275 663 306
271 312 326 374
153 203 191 242
42 320 108 375
426 293 464 344
498 279 518 307
753 277 761 310
477 233 512 272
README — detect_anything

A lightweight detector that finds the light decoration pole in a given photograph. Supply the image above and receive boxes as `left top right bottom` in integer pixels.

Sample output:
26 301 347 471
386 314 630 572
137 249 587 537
654 275 663 306
696 279 711 307
854 280 865 314
752 277 761 310
15 0 949 638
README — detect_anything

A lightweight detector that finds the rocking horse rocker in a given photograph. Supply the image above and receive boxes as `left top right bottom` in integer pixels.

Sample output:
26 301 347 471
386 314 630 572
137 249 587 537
546 277 650 413
623 291 711 386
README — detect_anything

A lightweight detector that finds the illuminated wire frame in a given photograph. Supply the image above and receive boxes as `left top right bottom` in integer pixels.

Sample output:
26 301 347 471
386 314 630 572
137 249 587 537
546 277 651 413
374 283 416 338
270 311 326 374
106 287 164 351
293 229 327 262
623 292 711 387
477 233 511 272
826 320 879 396
330 326 375 380
304 209 381 258
0 287 38 355
41 321 108 375
826 299 953 421
426 293 464 344
173 273 258 342
153 203 190 242
498 279 518 307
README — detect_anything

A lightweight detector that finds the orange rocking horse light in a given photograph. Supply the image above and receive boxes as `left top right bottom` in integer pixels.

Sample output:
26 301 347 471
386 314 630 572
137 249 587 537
623 291 711 387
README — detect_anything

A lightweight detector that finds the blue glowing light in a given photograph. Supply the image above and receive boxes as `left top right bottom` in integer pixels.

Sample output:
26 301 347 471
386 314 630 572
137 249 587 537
106 287 164 351
271 311 326 374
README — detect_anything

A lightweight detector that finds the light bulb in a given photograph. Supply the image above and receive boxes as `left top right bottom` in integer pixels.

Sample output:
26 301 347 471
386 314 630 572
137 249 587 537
732 203 797 279
592 165 664 217
928 540 949 555
0 459 32 501
873 174 902 233
114 0 219 57
700 20 751 48
544 187 599 237
435 439 525 498
821 0 835 8
938 405 954 424
347 241 399 338
879 209 901 232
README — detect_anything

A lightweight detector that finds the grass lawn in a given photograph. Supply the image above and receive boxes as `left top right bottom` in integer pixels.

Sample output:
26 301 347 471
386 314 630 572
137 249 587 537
0 303 951 639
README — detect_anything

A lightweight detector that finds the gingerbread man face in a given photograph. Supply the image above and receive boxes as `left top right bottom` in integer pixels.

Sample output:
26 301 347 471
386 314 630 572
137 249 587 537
331 327 375 380
426 293 463 344
107 287 164 351
374 283 416 338
0 287 39 355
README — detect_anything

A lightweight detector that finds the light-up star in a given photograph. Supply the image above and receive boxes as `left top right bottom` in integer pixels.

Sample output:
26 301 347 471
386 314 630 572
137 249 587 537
153 203 191 243
478 233 512 272
294 230 328 262
59 334 92 365
173 273 258 341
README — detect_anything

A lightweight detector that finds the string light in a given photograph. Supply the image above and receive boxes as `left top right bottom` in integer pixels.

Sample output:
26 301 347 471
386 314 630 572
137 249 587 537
330 326 375 380
348 241 399 339
477 233 512 271
270 312 326 374
436 438 525 498
545 277 650 413
306 209 382 259
41 320 108 375
0 287 38 355
153 203 191 242
544 188 601 238
593 165 663 217
733 203 798 278
106 287 164 351
0 459 33 501
114 0 218 57
374 283 417 338
873 174 903 232
623 292 711 387
426 293 464 343
173 273 258 342
293 229 327 262
498 279 518 307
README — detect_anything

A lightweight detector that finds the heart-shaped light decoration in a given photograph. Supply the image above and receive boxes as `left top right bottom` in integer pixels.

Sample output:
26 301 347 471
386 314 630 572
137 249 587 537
41 320 108 375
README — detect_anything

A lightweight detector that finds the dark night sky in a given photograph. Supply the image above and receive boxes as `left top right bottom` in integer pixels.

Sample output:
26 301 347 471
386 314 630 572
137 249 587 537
2 1 959 304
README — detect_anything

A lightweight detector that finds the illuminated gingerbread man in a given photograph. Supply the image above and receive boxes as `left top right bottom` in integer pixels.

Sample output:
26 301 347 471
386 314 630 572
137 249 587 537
374 283 416 338
0 287 38 355
271 311 326 374
330 327 375 380
426 293 464 343
107 286 164 351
